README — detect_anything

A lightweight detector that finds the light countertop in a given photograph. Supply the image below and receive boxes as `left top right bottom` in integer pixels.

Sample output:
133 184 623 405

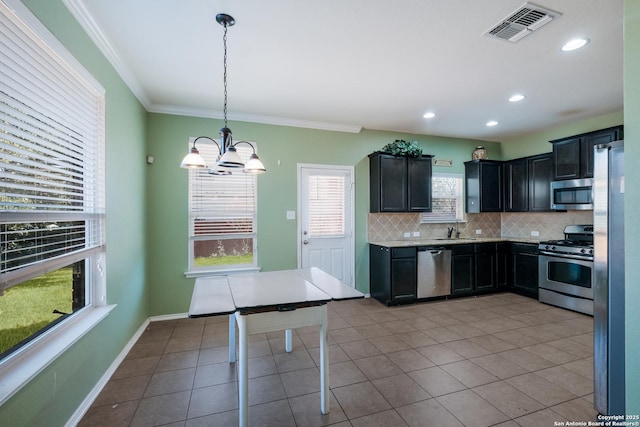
369 237 541 247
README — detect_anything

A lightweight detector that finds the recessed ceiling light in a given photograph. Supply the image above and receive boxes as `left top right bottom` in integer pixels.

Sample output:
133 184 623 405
562 38 589 52
509 94 525 102
486 120 499 127
423 112 436 119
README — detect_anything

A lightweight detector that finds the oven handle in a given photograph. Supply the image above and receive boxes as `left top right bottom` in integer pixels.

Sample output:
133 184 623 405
539 250 593 262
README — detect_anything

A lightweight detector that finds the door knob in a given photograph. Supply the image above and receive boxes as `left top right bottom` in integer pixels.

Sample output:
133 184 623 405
303 240 309 245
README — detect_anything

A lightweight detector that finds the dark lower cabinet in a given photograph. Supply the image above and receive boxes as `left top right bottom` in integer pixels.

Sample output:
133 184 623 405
474 243 496 292
370 245 417 306
451 244 474 296
510 243 539 298
496 242 509 289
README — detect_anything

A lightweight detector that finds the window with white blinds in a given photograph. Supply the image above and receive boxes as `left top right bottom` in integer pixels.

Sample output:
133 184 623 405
421 173 464 223
308 175 345 237
188 139 257 270
0 0 106 296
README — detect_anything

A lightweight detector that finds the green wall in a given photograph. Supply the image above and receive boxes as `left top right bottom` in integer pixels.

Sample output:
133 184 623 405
624 0 640 414
500 111 624 158
145 113 501 314
0 1 148 425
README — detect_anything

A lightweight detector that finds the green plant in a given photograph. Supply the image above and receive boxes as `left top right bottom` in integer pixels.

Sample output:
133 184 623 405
381 139 423 157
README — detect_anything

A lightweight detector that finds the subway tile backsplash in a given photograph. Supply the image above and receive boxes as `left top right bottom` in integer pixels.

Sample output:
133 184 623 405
368 211 593 242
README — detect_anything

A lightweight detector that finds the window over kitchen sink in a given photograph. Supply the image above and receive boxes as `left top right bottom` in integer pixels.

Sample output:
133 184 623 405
421 173 464 223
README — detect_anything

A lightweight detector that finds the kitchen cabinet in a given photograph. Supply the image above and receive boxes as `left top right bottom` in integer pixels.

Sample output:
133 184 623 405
451 243 504 296
504 153 553 213
504 158 528 212
528 153 553 212
369 245 417 306
451 244 474 296
475 243 496 292
369 152 432 212
550 126 623 180
465 160 503 213
510 242 539 298
495 242 509 289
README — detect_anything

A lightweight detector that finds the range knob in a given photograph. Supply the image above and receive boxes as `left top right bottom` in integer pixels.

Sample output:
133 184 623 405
589 248 594 255
580 248 587 254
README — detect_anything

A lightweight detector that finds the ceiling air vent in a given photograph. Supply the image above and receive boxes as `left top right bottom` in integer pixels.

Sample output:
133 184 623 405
484 2 561 43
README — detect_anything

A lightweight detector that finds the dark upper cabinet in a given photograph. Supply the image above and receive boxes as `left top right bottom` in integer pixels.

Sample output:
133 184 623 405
407 156 433 211
528 153 553 212
550 126 623 180
465 160 503 213
581 127 623 178
503 153 553 213
369 153 432 212
504 158 528 212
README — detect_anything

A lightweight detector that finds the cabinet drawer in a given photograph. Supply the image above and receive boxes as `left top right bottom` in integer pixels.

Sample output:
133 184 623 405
511 243 538 254
474 242 495 253
391 247 416 258
451 244 474 255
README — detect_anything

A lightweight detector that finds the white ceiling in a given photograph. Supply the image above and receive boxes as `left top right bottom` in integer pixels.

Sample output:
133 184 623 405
66 0 623 142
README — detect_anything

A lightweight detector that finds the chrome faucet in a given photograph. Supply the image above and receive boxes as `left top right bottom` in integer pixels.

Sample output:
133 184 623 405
447 222 460 239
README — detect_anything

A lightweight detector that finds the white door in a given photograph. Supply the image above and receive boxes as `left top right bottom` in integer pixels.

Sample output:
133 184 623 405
298 164 354 286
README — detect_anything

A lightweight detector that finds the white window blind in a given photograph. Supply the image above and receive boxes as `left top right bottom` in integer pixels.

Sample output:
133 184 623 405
308 175 345 237
421 173 464 223
0 0 106 294
188 139 257 271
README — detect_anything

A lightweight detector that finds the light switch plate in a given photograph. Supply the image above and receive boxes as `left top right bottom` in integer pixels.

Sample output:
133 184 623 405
286 211 295 220
475 229 482 235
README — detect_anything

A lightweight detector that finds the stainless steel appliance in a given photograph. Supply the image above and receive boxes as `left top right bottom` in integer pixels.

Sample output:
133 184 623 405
593 140 625 416
417 247 451 298
550 178 594 210
538 225 594 315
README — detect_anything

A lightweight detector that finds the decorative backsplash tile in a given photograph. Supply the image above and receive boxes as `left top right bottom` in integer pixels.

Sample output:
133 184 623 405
368 211 593 242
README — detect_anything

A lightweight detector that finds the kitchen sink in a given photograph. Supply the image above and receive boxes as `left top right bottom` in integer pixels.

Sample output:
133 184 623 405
433 238 477 241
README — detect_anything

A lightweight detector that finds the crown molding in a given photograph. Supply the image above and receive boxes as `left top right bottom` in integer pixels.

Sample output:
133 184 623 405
148 103 363 134
63 0 151 108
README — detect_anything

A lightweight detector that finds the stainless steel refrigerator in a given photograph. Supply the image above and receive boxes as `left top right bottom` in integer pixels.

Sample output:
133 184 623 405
593 140 625 415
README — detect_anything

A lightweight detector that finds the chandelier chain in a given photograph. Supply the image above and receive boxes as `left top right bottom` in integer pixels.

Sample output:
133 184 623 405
223 23 228 129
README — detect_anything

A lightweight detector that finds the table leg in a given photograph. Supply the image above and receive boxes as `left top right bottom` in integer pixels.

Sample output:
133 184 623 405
285 329 293 352
319 305 329 414
235 312 249 427
229 314 236 363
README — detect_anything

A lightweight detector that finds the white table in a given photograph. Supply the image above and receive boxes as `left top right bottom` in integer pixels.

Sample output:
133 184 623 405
188 267 363 427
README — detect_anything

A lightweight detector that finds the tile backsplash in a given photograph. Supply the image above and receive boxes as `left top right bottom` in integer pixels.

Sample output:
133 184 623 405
368 210 593 242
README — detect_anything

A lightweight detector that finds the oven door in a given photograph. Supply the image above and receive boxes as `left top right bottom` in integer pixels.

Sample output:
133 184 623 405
538 253 593 299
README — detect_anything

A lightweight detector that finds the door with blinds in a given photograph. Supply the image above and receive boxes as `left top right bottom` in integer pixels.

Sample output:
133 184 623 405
298 165 354 286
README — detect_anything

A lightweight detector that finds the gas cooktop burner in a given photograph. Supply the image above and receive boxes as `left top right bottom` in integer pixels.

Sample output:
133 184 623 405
538 224 594 258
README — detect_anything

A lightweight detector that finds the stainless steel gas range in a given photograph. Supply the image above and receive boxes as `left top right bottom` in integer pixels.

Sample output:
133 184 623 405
538 225 594 315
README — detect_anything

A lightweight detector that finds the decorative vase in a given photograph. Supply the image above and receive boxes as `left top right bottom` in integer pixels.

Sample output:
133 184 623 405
472 146 487 160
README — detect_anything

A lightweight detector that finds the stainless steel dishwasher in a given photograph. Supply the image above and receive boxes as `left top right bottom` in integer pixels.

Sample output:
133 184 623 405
417 247 452 298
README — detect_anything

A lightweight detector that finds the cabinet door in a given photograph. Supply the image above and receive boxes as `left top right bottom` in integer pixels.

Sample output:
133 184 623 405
452 254 474 295
504 159 528 212
408 156 432 212
581 127 622 178
528 154 553 212
480 162 503 212
391 257 416 303
379 155 407 211
552 137 581 180
512 251 539 298
495 242 509 289
369 245 391 304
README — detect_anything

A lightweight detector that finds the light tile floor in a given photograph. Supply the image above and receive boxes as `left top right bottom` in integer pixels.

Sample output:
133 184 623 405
79 293 597 426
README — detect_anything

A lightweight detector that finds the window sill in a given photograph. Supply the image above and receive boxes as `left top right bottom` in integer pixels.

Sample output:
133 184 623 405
184 267 261 278
0 304 116 406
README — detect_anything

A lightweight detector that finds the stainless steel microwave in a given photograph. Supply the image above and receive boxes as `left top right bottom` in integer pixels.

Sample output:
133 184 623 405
551 178 594 210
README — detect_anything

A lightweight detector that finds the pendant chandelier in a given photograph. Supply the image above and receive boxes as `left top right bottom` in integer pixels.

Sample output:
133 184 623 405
180 13 266 175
